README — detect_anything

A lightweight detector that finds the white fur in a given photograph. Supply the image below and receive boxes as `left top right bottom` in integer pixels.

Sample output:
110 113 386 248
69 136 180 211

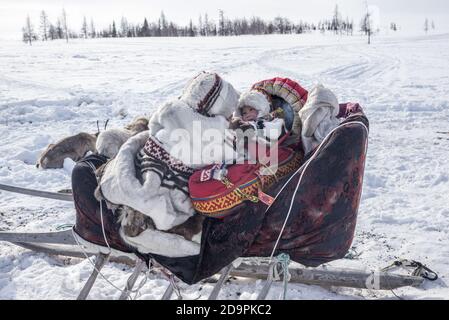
236 90 271 117
96 128 134 159
243 117 285 148
260 118 285 141
119 228 200 257
298 84 340 155
98 131 194 231
98 73 240 256
191 232 202 244
72 229 138 259
74 225 199 260
149 99 240 167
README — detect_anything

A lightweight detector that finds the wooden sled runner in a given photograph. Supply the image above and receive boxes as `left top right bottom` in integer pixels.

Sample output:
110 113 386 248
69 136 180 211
0 228 426 299
0 183 73 202
0 111 435 299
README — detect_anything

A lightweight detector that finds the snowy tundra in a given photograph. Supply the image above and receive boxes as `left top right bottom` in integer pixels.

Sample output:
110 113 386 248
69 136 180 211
0 33 449 300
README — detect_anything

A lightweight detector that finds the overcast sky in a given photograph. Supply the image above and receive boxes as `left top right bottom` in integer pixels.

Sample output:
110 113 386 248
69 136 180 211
1 0 448 39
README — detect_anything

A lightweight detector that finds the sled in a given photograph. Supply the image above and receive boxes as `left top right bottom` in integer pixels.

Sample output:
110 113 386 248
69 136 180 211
0 108 436 300
0 228 426 299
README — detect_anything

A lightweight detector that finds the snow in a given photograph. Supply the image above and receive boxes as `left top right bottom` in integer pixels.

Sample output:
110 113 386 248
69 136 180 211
1 33 449 300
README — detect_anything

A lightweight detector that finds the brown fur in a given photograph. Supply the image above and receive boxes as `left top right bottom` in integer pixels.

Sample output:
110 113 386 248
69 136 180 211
37 117 149 170
118 205 205 241
117 206 156 237
168 214 205 241
36 132 97 169
124 117 149 134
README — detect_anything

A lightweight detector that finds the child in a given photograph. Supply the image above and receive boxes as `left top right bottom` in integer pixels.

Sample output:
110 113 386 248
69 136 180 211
231 89 286 147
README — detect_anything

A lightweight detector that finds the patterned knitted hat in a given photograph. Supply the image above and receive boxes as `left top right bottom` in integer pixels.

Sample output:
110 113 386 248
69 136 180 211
180 71 239 119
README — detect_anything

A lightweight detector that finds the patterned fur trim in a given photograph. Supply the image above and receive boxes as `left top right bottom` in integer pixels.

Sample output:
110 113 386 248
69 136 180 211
252 77 308 111
141 137 195 175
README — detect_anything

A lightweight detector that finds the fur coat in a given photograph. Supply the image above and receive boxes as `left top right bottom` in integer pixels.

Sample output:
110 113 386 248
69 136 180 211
95 72 240 257
298 84 341 155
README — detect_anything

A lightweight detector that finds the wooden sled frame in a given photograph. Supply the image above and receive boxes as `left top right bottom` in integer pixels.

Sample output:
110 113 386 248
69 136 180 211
0 200 425 300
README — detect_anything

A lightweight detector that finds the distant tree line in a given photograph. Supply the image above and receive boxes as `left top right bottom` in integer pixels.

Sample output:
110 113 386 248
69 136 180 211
22 6 434 45
23 9 323 44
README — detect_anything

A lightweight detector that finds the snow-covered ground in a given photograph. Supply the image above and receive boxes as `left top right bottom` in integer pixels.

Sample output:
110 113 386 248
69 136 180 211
1 33 448 300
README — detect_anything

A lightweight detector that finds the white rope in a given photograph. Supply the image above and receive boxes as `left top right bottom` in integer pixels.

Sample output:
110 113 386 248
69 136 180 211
71 222 153 300
276 253 291 300
71 160 147 299
99 201 113 254
169 274 183 300
71 227 127 296
131 267 151 300
268 121 369 261
85 160 113 254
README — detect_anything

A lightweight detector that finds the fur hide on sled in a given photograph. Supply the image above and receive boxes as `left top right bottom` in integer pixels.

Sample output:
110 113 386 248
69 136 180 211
93 72 241 257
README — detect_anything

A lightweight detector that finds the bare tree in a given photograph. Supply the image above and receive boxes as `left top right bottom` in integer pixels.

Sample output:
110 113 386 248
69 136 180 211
332 5 341 34
361 4 372 44
81 16 88 38
22 15 36 45
40 10 49 41
56 19 63 39
424 18 429 34
112 21 117 37
204 13 209 36
120 16 128 37
48 24 57 40
160 11 168 36
218 10 225 36
90 18 96 38
61 8 69 42
198 14 204 36
390 22 397 32
188 19 195 37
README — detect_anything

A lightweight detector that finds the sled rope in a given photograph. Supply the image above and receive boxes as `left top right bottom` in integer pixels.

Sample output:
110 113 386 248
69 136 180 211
70 160 150 299
99 201 112 254
268 121 369 261
275 253 291 300
85 160 113 255
72 160 154 299
71 228 150 300
381 259 438 281
379 258 438 299
257 254 291 300
169 275 183 300
131 267 150 300
71 227 127 296
160 268 183 300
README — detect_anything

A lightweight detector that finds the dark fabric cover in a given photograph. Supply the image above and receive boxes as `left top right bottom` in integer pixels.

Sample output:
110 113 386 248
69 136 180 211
72 112 368 285
244 113 369 265
71 155 135 254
